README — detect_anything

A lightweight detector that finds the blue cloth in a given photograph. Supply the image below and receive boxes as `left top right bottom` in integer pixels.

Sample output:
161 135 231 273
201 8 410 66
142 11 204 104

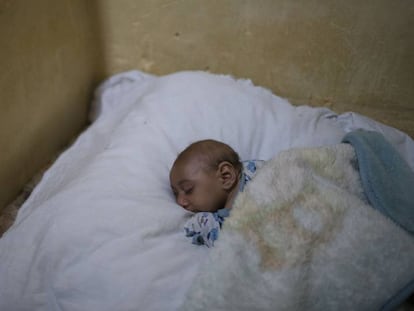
343 130 414 311
380 278 414 311
342 129 414 234
184 160 265 247
184 212 224 247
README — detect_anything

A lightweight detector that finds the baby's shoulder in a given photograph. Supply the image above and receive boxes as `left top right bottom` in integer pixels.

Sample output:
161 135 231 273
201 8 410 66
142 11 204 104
242 160 265 175
240 160 265 191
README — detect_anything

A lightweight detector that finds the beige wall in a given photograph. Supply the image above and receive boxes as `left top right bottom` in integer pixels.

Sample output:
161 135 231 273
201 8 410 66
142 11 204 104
1 0 413 210
98 0 414 137
0 0 104 209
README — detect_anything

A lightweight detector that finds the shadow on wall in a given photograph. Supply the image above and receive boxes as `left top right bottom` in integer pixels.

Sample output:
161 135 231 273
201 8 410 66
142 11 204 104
0 0 106 210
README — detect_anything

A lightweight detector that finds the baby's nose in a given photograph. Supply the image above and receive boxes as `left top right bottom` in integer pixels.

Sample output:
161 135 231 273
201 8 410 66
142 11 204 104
177 194 189 208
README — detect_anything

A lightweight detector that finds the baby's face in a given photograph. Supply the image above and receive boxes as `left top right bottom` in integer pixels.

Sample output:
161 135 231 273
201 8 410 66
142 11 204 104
170 158 228 213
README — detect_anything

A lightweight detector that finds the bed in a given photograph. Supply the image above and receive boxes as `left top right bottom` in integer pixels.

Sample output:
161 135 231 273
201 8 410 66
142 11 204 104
0 70 413 311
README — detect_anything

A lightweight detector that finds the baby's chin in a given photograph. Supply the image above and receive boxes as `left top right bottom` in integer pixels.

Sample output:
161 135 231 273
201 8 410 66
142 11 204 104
195 206 224 213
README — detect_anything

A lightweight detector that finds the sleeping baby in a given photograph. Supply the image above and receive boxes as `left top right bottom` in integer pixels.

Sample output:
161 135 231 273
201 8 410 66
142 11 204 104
169 139 263 247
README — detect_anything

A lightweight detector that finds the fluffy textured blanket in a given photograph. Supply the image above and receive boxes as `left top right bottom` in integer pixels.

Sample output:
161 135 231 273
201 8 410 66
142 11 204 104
182 144 414 311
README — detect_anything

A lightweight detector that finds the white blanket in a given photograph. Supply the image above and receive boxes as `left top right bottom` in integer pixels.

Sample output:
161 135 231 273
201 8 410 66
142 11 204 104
1 70 413 311
182 144 414 310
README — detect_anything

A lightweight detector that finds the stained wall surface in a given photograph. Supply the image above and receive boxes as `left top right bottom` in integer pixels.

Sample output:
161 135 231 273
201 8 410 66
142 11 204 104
0 0 104 210
1 0 413 210
98 0 414 137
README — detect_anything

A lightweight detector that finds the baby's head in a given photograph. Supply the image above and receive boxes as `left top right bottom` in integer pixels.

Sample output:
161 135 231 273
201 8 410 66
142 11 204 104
170 139 242 213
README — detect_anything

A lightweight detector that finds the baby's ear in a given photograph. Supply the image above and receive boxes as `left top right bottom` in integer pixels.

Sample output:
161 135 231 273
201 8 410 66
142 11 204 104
217 161 238 190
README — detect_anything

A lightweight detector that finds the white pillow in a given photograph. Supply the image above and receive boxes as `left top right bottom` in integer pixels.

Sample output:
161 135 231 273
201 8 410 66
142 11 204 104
114 71 346 162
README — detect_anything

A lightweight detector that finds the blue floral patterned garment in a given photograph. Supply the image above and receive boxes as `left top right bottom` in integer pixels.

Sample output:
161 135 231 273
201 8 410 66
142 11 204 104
183 160 265 247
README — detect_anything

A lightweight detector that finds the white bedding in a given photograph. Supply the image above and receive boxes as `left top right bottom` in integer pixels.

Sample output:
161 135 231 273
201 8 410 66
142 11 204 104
1 70 413 311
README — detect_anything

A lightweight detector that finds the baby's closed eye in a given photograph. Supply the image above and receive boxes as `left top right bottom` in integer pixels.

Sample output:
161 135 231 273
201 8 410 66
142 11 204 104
183 186 194 195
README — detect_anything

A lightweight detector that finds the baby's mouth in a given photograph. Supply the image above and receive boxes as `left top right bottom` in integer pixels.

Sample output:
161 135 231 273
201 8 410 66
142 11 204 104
184 205 196 213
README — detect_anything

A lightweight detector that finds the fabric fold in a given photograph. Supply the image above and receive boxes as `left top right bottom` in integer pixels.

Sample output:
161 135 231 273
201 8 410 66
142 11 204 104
342 129 414 235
